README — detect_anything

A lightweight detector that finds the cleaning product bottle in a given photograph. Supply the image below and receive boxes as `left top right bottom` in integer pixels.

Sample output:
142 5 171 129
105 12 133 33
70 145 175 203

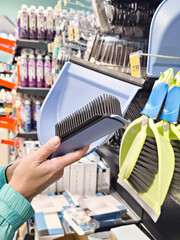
29 5 37 40
44 55 52 88
20 54 28 87
20 4 29 39
28 54 36 87
36 54 44 88
46 7 54 41
52 27 61 83
37 6 46 40
16 10 21 39
23 99 31 132
17 57 21 86
34 99 41 131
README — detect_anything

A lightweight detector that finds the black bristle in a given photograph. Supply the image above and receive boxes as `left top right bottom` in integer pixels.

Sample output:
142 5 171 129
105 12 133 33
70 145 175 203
128 136 158 193
169 140 180 199
55 94 122 142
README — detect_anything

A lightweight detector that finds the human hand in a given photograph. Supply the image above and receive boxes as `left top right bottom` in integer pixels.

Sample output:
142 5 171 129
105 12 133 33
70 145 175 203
9 136 89 201
6 158 21 183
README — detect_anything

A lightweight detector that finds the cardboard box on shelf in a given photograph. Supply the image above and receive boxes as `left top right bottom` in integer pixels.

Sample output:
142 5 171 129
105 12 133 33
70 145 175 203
97 159 110 194
80 157 97 196
31 193 71 213
110 224 151 240
75 194 127 222
34 212 64 240
70 162 84 195
57 165 70 193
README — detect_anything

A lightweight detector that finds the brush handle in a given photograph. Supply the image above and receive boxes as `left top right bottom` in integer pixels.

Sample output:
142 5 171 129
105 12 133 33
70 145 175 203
141 68 173 119
161 86 180 123
141 82 169 119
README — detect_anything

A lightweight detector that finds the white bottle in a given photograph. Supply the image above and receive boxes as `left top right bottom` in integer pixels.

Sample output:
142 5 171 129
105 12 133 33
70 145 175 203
29 5 37 39
46 7 54 41
36 54 44 87
16 10 21 39
28 54 36 87
37 6 46 40
44 55 52 88
20 4 29 39
20 54 28 87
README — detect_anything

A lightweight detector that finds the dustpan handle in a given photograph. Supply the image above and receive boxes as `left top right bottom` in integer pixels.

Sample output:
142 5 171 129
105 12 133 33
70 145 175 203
141 68 173 119
160 82 180 124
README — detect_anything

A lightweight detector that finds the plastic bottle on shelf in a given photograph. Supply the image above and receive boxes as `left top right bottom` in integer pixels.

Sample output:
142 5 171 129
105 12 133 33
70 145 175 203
23 99 31 132
0 89 6 103
44 55 52 88
37 6 46 40
29 5 37 40
16 10 21 39
36 54 44 88
20 54 28 87
34 99 41 131
52 27 60 83
17 56 21 86
28 54 36 87
46 7 54 41
20 4 29 39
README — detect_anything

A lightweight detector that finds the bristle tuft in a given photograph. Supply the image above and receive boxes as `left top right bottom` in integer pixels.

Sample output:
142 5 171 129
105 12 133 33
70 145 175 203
55 94 121 140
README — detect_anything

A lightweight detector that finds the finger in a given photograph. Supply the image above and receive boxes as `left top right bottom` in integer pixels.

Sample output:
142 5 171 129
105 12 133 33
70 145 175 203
37 136 61 163
54 145 89 168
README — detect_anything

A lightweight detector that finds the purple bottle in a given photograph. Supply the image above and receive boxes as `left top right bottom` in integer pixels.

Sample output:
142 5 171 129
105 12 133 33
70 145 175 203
37 6 46 40
29 5 37 39
20 54 28 87
16 11 21 39
36 54 44 88
20 5 29 39
44 55 52 88
28 54 36 87
46 7 54 41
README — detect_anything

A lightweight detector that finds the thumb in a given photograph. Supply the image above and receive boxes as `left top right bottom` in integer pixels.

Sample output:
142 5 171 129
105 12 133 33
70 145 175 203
37 136 61 162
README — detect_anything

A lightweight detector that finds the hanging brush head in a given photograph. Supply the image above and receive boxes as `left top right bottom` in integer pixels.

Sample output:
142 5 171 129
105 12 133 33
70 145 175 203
128 136 158 193
55 94 122 142
53 94 129 157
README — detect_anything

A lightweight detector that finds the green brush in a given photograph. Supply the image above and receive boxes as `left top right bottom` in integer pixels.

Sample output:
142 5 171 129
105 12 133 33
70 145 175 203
119 68 174 217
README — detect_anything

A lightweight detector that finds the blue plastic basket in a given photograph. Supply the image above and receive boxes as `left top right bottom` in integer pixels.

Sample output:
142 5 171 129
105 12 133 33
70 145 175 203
37 61 141 155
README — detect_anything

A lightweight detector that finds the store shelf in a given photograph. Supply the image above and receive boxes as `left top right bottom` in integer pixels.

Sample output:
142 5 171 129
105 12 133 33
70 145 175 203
17 130 38 140
12 39 52 63
17 86 50 97
0 71 12 75
16 39 50 51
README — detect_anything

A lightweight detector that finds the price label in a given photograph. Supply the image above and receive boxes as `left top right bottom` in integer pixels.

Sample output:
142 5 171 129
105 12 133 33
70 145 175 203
129 51 142 78
68 27 73 41
64 0 67 6
74 27 79 40
48 43 54 53
55 37 60 48
62 32 66 44
55 5 58 15
58 0 62 11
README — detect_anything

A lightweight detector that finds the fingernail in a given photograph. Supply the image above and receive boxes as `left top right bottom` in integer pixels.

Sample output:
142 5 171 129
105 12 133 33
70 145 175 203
51 136 60 146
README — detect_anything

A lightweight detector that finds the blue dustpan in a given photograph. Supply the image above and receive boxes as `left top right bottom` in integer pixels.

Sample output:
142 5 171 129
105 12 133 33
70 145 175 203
147 0 180 77
37 60 141 156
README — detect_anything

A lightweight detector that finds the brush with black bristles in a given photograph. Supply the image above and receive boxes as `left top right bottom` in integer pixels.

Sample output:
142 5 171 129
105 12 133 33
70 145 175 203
52 94 129 158
169 140 180 200
128 136 158 193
